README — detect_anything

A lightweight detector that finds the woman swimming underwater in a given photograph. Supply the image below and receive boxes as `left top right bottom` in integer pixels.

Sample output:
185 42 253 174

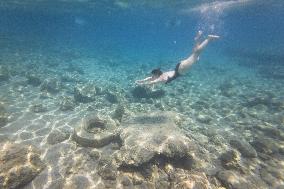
135 31 219 85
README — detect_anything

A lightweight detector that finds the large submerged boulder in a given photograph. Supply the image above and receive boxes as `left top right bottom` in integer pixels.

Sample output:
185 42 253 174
0 142 45 189
72 111 209 187
115 112 197 169
73 111 199 169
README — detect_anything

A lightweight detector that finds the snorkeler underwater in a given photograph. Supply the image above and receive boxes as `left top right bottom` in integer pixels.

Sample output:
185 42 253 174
0 0 284 189
135 31 220 85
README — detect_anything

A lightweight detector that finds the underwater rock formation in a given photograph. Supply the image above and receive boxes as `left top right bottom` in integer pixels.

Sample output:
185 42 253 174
260 160 284 188
115 112 196 169
64 175 90 189
112 104 125 122
244 93 284 112
71 111 207 187
230 139 257 158
66 64 84 75
74 83 97 103
196 114 212 124
131 86 165 99
217 170 248 189
105 91 119 103
173 171 211 189
59 96 76 111
256 125 284 141
46 129 70 145
0 142 45 189
30 104 47 113
26 73 42 86
40 78 62 94
61 72 80 83
219 80 237 97
0 103 8 128
251 137 280 155
0 65 9 82
97 156 118 181
220 150 242 170
72 115 120 148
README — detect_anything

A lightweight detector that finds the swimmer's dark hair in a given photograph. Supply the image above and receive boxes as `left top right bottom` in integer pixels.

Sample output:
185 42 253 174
151 68 163 76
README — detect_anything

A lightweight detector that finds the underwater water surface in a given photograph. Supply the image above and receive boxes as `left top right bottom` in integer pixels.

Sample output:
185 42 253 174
0 0 284 189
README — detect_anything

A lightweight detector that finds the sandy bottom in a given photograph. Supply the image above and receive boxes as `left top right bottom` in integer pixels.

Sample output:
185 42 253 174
0 44 284 189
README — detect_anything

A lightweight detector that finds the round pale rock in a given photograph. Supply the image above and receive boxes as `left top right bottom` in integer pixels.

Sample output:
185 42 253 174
72 115 120 148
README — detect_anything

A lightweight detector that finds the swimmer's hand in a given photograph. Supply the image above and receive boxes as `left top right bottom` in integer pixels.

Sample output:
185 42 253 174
135 80 144 85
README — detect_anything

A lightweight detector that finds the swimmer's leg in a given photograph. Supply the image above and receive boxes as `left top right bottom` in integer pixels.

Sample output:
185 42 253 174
194 30 203 43
194 34 220 54
178 34 220 74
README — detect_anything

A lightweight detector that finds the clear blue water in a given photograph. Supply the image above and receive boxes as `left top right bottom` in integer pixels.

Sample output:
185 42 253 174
0 1 284 189
1 1 283 61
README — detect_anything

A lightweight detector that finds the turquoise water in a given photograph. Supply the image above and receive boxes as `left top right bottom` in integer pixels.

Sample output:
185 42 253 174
0 1 284 189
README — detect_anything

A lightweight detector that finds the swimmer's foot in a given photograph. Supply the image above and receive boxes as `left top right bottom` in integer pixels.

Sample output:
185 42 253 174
208 35 220 40
195 30 203 41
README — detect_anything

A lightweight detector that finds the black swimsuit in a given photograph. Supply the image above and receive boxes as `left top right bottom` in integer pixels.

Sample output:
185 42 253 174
165 63 181 84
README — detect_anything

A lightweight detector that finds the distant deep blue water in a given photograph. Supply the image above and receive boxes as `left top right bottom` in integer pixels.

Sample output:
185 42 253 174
1 1 283 64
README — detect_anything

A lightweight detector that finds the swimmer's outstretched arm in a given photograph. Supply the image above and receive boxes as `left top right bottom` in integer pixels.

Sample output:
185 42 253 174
136 77 163 86
147 78 163 85
135 77 153 84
